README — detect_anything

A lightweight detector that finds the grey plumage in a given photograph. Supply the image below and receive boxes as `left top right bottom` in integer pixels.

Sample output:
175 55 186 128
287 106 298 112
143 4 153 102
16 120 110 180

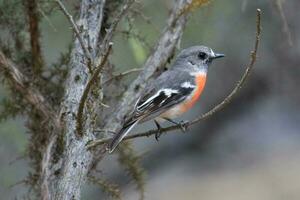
108 45 224 153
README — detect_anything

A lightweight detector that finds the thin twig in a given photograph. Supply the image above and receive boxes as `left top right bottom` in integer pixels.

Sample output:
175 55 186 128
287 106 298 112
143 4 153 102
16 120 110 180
100 102 110 108
9 153 27 165
38 5 58 32
97 0 135 59
9 179 28 189
131 8 160 33
0 51 58 125
94 129 117 134
102 68 142 85
55 0 93 72
41 134 57 200
178 0 211 20
86 9 262 149
76 44 113 136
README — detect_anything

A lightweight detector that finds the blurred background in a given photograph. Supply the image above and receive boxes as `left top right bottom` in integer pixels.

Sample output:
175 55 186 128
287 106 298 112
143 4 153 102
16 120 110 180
1 0 300 199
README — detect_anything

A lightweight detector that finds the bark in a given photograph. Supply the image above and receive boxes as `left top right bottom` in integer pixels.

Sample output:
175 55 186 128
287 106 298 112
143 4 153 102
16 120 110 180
41 1 106 199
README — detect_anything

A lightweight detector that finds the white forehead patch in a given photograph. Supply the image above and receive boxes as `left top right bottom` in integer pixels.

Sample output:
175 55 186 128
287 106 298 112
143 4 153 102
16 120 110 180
181 82 196 88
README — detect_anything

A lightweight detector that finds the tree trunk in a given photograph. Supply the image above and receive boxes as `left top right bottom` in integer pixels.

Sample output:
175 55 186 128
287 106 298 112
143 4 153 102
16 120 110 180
41 1 105 199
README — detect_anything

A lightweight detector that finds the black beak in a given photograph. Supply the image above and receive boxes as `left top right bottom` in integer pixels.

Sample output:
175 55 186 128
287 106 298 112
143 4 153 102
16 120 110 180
212 53 225 59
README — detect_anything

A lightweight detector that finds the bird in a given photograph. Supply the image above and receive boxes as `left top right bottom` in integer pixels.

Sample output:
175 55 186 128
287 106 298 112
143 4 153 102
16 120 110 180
108 45 225 153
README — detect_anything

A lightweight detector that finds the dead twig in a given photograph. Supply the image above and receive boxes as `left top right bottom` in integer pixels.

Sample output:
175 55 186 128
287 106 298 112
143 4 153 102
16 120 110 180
55 0 93 72
38 5 58 32
86 8 262 149
41 134 57 200
97 0 136 60
0 51 57 124
25 0 44 74
102 67 142 85
178 0 211 18
131 8 160 33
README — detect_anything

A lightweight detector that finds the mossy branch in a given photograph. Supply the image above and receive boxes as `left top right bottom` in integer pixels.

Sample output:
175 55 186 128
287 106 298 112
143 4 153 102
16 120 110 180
25 0 44 74
97 0 136 60
0 51 57 124
88 176 121 200
102 68 142 85
76 44 112 137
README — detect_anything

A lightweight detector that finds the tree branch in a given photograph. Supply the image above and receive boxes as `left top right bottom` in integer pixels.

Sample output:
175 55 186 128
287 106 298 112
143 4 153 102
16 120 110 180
0 51 56 122
55 0 93 72
95 0 135 65
102 67 142 85
87 8 262 149
76 43 112 136
25 0 44 74
77 0 137 136
45 0 106 199
41 135 57 200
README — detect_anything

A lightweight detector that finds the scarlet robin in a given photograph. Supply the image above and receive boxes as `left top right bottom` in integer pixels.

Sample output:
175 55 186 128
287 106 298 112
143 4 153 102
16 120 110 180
109 45 225 153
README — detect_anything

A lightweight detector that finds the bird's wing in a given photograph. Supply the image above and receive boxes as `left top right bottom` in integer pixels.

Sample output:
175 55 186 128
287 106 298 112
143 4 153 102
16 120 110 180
129 71 196 123
134 87 192 119
108 70 195 153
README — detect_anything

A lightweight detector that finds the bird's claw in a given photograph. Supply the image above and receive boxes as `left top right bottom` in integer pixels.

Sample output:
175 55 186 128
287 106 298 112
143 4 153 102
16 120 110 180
154 120 162 141
155 131 161 141
179 120 189 132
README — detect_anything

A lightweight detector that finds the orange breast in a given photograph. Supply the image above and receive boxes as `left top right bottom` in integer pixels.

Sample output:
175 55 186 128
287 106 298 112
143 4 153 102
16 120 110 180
181 74 207 112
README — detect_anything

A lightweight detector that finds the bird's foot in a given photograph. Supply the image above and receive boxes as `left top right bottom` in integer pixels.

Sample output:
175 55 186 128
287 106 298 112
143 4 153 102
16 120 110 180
154 120 162 141
179 120 189 132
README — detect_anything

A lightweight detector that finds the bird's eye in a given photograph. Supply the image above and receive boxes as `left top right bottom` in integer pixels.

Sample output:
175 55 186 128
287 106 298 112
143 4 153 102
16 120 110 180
198 52 207 60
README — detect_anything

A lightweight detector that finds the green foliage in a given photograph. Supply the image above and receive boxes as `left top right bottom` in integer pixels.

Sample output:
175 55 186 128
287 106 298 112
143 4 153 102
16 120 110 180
0 1 71 198
0 98 24 123
0 0 29 64
89 176 122 200
39 45 71 107
0 0 26 30
118 142 146 200
128 37 147 65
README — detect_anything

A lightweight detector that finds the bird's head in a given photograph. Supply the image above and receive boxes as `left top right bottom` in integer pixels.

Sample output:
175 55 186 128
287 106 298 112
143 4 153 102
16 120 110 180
174 45 225 72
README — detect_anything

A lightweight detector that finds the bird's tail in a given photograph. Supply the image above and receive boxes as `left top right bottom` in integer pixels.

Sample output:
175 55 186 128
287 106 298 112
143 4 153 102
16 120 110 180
108 119 140 153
